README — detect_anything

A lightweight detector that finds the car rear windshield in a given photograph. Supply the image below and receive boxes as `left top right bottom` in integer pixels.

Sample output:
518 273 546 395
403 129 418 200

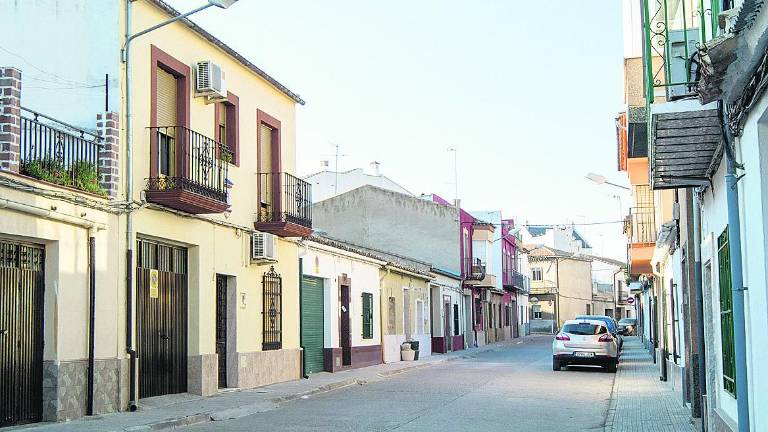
562 323 607 335
619 318 636 324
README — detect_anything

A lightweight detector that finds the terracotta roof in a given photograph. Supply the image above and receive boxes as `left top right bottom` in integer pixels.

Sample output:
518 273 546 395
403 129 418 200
527 245 591 262
582 254 626 268
148 0 305 105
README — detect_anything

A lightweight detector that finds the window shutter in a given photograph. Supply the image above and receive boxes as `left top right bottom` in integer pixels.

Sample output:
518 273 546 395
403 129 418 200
156 68 177 129
259 124 273 173
362 293 373 339
718 228 736 397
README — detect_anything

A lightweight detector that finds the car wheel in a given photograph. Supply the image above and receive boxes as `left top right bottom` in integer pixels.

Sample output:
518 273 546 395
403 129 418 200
606 360 618 373
553 357 562 371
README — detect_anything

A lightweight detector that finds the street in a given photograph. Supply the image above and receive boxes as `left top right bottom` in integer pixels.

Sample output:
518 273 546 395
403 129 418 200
188 336 614 432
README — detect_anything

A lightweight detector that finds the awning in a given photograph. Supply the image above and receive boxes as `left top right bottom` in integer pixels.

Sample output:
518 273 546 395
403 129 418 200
651 101 723 190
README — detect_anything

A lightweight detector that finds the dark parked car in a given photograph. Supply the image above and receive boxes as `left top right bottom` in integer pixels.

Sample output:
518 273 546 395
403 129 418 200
618 318 637 336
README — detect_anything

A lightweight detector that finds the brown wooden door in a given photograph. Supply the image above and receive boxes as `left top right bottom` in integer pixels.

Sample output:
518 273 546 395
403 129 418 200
340 284 351 366
443 300 452 351
215 275 227 388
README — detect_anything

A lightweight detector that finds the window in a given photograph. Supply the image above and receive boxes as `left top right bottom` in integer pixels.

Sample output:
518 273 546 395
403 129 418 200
387 297 396 334
498 303 503 328
156 67 178 177
415 300 424 335
214 93 239 165
361 292 373 339
532 304 542 319
474 298 482 325
262 267 282 350
532 267 543 281
150 45 189 180
453 304 460 336
586 304 592 315
718 228 737 397
562 323 607 335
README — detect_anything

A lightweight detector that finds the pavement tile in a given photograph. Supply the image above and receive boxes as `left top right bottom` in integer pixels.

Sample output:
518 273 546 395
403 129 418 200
605 337 697 432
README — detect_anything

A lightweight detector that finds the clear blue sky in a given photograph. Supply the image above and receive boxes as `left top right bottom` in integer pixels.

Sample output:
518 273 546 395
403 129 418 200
171 0 630 260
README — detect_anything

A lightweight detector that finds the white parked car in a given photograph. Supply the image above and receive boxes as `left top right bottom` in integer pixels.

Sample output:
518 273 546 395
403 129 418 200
552 319 619 372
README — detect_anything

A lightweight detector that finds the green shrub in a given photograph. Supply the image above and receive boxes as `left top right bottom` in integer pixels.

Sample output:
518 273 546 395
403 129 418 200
21 158 106 196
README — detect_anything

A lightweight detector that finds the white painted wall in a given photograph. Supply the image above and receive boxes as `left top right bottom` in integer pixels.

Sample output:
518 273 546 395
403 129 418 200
303 242 383 348
0 0 120 128
303 168 413 203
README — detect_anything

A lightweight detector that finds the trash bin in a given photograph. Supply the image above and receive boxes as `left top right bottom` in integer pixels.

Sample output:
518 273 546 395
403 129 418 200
400 342 415 361
410 341 420 360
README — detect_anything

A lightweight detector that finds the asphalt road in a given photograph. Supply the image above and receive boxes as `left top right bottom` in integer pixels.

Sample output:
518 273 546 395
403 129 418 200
187 336 616 432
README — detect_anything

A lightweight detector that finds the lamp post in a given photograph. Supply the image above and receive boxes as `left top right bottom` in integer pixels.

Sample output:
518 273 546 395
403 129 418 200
586 172 631 191
120 0 238 412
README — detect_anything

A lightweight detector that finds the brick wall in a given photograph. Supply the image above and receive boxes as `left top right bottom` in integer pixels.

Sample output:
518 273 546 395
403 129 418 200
0 67 22 173
96 112 119 198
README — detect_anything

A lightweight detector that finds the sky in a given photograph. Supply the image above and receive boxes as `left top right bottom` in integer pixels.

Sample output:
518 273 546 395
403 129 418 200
168 0 631 261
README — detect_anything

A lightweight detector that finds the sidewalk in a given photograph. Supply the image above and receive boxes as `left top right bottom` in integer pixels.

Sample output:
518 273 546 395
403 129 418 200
9 338 529 432
604 336 697 432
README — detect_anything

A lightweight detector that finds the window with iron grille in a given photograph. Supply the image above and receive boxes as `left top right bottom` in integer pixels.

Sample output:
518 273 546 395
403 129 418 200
453 304 460 336
532 304 542 319
262 266 282 351
718 228 737 397
361 292 373 339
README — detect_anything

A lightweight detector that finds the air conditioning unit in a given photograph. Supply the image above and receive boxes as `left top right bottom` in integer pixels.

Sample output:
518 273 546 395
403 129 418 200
195 60 227 102
251 232 277 261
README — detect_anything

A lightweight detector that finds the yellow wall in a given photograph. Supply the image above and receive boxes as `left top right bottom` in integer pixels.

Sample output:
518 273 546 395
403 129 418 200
379 269 430 336
126 1 302 358
128 1 299 228
0 178 123 363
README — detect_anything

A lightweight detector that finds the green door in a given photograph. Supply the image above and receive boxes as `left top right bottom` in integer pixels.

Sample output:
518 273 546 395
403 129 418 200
301 276 325 374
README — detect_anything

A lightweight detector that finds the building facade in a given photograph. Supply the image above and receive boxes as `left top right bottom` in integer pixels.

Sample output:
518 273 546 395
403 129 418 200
0 0 314 425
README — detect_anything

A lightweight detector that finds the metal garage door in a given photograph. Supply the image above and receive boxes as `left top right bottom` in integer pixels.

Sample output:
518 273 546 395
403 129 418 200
137 239 188 398
0 240 44 426
300 276 324 374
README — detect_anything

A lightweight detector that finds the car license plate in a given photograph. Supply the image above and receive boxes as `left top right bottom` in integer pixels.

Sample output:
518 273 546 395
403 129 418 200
574 352 594 358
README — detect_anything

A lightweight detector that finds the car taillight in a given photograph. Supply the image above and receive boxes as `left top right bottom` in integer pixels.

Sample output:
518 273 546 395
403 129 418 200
555 333 570 341
599 334 613 342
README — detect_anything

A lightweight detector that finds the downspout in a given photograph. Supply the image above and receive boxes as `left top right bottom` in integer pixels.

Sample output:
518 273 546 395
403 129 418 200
693 189 707 429
124 0 138 411
298 256 308 379
86 231 96 416
720 102 750 432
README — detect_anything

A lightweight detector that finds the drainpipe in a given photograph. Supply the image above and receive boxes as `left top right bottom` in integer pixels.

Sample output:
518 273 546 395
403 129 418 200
123 0 138 411
86 231 96 416
721 103 750 432
692 190 707 428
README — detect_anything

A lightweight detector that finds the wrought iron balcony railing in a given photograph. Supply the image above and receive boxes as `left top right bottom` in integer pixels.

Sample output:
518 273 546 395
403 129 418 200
256 172 312 230
625 207 657 244
19 107 104 194
463 257 486 281
641 0 717 102
145 126 231 213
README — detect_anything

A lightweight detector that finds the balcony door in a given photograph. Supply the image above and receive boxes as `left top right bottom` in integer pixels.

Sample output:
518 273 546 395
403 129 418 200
156 67 178 178
259 123 274 219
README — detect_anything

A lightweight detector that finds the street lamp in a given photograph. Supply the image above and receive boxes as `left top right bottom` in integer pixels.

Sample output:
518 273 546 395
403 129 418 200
586 172 630 191
120 0 238 412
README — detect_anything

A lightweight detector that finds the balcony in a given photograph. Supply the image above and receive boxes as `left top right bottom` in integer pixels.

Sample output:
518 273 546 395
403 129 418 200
462 257 486 281
255 172 312 237
18 107 105 195
503 269 530 293
625 207 656 275
145 126 230 214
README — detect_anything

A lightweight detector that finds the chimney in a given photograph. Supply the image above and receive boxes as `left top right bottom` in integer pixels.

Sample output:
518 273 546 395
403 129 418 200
369 161 381 176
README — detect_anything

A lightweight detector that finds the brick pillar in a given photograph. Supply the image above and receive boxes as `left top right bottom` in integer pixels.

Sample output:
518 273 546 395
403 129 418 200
0 67 22 173
97 112 120 198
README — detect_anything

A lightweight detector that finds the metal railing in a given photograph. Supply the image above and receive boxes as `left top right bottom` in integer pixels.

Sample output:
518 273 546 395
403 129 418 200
19 107 103 193
503 269 530 293
641 0 714 103
256 172 312 228
146 126 230 203
463 257 486 281
625 207 657 244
